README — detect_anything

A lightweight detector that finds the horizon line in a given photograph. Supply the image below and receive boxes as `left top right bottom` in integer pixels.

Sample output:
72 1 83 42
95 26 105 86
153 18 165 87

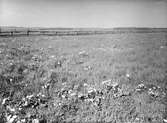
1 26 167 29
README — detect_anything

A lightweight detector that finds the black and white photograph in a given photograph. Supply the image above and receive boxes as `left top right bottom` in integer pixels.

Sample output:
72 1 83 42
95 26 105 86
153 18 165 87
0 0 167 122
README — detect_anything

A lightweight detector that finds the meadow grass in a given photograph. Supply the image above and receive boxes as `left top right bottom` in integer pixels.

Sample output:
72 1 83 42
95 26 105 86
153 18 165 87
0 32 166 123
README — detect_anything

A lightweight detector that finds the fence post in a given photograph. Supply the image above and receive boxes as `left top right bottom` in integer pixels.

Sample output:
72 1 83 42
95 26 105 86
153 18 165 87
11 31 13 36
27 30 30 35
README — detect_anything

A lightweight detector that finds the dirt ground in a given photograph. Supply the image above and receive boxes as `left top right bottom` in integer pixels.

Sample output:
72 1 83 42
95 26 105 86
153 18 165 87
0 32 167 123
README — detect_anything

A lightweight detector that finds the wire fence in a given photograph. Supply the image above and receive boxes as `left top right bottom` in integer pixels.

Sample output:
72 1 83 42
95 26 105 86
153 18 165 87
0 28 167 36
0 30 111 36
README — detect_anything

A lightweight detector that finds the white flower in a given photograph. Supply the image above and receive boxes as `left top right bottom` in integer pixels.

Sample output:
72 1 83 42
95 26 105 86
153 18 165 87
136 83 146 92
20 119 26 123
135 117 140 121
111 82 119 88
79 50 86 55
23 101 28 106
78 92 84 98
2 98 8 105
32 119 39 123
148 89 159 97
126 73 130 78
41 94 45 97
18 107 22 111
37 93 42 97
148 88 152 91
6 106 15 112
164 119 167 123
86 98 94 103
62 95 66 98
157 86 161 89
7 115 17 123
84 66 91 71
70 92 77 97
83 83 88 87
139 83 145 87
6 114 12 121
22 97 26 101
152 86 157 90
87 87 96 94
50 55 55 58
102 79 112 85
26 95 34 99
68 89 72 94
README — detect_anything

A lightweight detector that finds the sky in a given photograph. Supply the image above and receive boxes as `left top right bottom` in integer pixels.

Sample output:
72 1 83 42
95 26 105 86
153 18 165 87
0 0 167 28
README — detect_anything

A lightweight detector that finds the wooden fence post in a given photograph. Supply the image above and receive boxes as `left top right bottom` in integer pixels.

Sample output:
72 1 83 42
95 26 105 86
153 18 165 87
11 31 13 36
27 30 30 35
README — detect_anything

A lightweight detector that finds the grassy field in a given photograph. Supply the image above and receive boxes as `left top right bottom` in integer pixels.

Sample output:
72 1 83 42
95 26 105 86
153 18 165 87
0 32 167 123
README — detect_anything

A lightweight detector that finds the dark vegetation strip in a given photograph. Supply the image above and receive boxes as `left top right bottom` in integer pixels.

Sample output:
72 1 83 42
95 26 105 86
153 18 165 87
1 29 167 37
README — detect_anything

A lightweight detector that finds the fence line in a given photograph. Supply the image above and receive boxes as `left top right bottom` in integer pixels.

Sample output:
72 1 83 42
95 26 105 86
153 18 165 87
0 29 167 36
0 30 112 36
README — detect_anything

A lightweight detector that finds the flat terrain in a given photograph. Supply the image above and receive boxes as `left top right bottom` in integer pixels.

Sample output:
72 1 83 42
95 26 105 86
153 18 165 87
0 32 167 123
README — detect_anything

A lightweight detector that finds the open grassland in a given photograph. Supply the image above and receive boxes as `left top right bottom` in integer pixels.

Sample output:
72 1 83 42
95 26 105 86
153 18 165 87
0 32 167 123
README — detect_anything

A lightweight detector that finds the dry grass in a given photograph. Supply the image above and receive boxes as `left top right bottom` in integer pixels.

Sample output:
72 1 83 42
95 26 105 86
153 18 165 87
0 32 167 123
